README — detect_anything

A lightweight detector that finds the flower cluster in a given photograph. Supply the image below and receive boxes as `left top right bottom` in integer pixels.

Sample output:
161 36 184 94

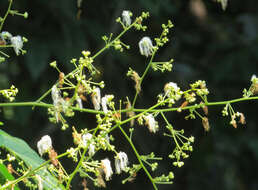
151 59 173 72
154 20 174 48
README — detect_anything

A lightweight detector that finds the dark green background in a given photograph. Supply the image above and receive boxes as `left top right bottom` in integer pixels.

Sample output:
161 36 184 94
1 0 258 189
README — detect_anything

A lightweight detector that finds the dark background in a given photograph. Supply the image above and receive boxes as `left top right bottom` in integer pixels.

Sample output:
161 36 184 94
1 0 258 189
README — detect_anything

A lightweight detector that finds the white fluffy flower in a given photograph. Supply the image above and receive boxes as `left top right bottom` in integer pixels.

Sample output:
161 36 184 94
37 135 52 156
101 95 114 114
10 36 23 55
139 36 154 57
51 85 61 106
101 96 108 114
101 158 113 181
91 87 101 110
115 152 129 174
144 114 158 133
122 10 131 27
82 133 95 156
76 97 83 109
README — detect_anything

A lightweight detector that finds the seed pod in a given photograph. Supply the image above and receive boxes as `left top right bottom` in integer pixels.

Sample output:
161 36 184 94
201 102 208 115
239 113 246 125
58 72 65 88
202 117 210 132
49 148 59 167
250 83 258 95
180 101 189 109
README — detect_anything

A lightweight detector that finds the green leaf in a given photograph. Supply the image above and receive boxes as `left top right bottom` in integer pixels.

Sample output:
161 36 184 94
0 164 20 190
0 129 65 189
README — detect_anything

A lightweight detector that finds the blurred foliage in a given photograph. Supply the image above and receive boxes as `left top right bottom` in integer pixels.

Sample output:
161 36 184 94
1 0 258 189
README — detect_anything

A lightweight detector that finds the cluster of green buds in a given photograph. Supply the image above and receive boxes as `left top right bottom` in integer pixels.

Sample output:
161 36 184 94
151 59 173 73
0 85 18 102
165 126 194 168
154 20 174 48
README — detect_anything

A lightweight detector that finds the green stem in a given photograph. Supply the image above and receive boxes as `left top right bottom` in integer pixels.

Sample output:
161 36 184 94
132 51 156 107
131 96 258 113
117 124 158 190
0 0 13 31
160 112 181 151
0 50 10 57
1 96 258 116
0 101 104 115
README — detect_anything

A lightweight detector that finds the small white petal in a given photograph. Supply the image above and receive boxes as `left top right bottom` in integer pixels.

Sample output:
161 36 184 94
101 96 108 114
76 97 83 109
91 87 101 110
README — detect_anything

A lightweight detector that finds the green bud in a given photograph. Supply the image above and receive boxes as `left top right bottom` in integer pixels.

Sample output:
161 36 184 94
50 61 57 68
24 12 28 19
